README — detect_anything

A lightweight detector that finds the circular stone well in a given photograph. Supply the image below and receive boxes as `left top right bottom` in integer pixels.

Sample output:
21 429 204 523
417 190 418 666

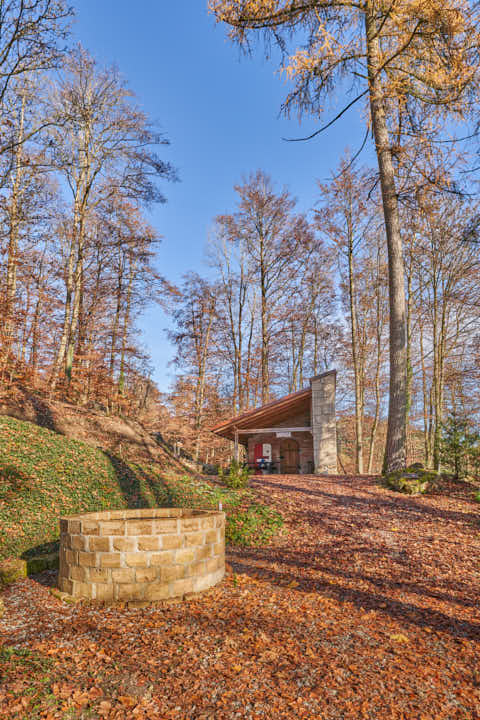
58 508 225 604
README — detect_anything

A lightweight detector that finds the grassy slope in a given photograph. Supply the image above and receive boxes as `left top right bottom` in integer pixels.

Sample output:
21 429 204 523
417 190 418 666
0 415 243 561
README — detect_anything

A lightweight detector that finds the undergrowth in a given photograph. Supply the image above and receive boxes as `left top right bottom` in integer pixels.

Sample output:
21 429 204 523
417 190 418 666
225 503 284 546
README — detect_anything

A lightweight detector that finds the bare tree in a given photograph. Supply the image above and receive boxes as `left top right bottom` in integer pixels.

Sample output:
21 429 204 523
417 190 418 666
47 47 176 390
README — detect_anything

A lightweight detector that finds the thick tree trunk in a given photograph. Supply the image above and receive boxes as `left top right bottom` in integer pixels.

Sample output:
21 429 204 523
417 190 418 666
365 7 407 472
367 250 383 473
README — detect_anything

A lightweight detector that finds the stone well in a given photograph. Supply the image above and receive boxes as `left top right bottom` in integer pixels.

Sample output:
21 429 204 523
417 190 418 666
58 508 225 604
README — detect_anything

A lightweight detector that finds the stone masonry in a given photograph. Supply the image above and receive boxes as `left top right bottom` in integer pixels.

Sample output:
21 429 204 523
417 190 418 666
58 507 225 605
311 370 337 474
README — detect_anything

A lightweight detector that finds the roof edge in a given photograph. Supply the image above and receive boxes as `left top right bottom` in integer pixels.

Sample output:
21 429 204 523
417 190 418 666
309 369 337 383
210 386 311 434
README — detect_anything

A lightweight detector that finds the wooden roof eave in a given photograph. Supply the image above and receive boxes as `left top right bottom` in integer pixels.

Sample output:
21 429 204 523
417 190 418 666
210 388 312 441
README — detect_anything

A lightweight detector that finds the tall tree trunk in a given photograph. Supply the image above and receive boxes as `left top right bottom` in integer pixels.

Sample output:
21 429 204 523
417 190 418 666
3 87 27 363
260 233 269 403
367 247 384 473
110 252 125 380
405 261 413 460
419 319 431 467
365 6 407 472
118 255 136 395
347 212 364 474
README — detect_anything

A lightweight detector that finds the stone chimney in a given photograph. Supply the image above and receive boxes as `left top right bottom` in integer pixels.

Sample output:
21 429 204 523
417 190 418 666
310 370 337 474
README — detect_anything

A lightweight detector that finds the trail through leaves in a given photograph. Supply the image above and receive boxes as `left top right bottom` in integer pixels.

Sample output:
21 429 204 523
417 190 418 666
1 474 479 719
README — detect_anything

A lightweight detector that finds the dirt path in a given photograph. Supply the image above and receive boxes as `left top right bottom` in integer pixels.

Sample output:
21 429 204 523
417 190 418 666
1 474 479 719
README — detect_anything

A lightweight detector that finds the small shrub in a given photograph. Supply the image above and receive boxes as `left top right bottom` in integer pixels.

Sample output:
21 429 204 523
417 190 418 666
218 459 252 489
474 491 480 504
441 415 480 480
226 503 283 546
383 466 438 495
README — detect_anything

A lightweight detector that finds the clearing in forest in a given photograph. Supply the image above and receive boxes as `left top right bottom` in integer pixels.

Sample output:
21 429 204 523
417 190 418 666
1 474 479 719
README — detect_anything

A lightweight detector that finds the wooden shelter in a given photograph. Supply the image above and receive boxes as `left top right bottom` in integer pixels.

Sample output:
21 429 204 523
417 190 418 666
211 370 337 475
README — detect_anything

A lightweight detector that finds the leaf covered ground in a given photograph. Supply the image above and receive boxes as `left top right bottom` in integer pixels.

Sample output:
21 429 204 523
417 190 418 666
1 473 480 719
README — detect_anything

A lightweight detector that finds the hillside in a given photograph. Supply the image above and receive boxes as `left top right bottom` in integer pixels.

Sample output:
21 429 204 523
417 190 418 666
0 415 237 561
0 387 195 471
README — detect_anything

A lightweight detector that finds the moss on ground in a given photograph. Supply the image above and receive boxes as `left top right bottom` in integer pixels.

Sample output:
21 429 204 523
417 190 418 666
383 465 439 495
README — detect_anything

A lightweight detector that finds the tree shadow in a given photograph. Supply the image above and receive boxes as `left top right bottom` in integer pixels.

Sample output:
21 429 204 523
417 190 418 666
105 453 189 510
255 476 480 529
227 550 480 641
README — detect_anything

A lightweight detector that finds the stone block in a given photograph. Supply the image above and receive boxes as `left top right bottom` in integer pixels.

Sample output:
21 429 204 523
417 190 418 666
88 567 110 583
196 545 213 561
206 557 221 574
175 548 195 565
89 536 110 552
100 553 122 568
135 567 157 583
125 552 148 567
65 549 78 565
213 541 225 556
112 537 136 552
161 535 182 550
154 518 178 533
186 561 206 577
159 565 184 583
59 576 73 594
205 529 219 544
150 551 174 566
184 531 204 547
182 518 200 531
171 578 194 597
70 535 86 551
72 580 92 598
81 520 99 536
215 514 225 528
116 583 145 601
193 573 216 593
70 565 87 582
78 551 96 567
60 519 69 534
126 521 154 536
200 517 215 530
111 568 135 583
68 520 81 534
94 583 114 602
99 521 124 536
144 582 171 601
137 536 161 551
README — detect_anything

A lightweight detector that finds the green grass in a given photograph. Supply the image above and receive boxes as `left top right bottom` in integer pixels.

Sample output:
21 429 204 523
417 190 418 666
0 415 279 560
225 503 284 546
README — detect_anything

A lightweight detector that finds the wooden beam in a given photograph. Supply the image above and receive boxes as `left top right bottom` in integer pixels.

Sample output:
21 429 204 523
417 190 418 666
234 428 239 462
236 427 312 434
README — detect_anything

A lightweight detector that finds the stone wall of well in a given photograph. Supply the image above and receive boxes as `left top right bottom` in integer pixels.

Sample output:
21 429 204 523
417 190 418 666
58 508 225 605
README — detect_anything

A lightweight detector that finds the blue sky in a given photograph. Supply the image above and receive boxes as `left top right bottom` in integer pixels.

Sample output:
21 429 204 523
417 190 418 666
73 2 369 391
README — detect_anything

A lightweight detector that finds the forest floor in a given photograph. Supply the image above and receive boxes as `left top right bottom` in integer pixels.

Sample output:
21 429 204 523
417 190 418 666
1 473 479 720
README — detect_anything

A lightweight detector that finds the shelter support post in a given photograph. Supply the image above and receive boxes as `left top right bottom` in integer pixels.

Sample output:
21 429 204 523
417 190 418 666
234 428 239 463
